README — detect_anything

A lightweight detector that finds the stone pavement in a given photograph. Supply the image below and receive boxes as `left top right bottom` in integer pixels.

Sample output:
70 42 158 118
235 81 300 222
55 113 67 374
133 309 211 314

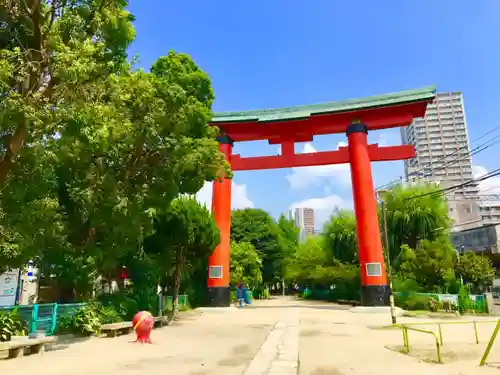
2 297 500 374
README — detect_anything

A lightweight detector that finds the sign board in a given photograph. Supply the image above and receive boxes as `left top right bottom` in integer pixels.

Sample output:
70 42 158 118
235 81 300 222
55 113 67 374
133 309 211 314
493 278 500 288
0 269 19 307
438 294 458 304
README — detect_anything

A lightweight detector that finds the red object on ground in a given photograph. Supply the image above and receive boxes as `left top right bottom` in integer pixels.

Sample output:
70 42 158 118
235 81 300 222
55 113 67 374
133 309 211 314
132 311 153 344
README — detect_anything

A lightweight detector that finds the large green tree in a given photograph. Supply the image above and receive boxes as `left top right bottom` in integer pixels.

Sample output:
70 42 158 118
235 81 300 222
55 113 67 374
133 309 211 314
285 236 328 284
0 0 135 185
456 252 495 292
322 210 358 264
0 1 229 291
286 235 360 300
144 197 219 317
383 183 452 266
231 208 282 284
230 241 263 288
398 238 456 292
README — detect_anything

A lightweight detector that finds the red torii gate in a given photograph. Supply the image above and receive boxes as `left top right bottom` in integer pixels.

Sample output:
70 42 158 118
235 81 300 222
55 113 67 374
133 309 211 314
207 86 436 307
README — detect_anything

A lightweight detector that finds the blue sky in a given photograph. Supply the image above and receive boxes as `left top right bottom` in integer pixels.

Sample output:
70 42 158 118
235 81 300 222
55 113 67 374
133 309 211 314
128 1 500 228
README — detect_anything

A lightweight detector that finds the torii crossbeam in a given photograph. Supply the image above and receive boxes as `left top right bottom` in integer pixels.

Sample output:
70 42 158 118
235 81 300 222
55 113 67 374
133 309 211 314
206 86 436 307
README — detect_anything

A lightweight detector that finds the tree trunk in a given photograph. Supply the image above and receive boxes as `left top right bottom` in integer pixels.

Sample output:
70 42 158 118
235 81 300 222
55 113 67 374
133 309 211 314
172 249 183 320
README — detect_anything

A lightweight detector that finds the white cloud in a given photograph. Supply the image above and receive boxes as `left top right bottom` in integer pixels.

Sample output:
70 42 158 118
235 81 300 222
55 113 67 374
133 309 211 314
285 142 351 190
195 181 254 210
472 165 500 194
371 132 398 147
290 194 353 230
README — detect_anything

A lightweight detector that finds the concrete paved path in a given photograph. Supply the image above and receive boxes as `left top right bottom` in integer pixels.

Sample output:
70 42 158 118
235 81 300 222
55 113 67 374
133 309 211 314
2 297 500 374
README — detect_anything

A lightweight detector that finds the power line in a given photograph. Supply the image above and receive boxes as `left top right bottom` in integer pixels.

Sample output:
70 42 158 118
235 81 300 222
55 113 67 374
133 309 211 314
376 123 500 190
403 168 500 201
405 136 500 185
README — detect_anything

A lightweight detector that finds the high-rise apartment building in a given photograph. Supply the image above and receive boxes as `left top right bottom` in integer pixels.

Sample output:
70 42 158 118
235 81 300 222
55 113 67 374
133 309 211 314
290 207 315 242
400 92 481 230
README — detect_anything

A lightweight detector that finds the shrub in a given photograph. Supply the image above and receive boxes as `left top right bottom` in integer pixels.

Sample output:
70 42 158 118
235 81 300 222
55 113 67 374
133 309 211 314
392 277 424 293
395 294 431 311
59 303 102 336
97 292 139 320
458 284 470 314
59 301 122 335
0 308 27 342
99 306 124 325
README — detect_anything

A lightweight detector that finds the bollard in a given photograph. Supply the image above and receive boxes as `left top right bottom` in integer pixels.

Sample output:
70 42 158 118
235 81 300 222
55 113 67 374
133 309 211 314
132 311 154 344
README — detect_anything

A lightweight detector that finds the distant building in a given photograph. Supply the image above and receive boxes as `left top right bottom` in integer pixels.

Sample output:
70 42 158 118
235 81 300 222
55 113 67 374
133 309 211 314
479 196 500 226
450 224 500 254
400 92 481 231
290 207 315 242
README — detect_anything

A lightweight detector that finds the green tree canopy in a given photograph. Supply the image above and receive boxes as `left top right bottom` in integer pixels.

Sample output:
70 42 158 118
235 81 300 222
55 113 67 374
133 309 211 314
276 214 299 277
0 0 136 185
230 241 263 288
322 210 358 264
398 238 456 292
383 183 452 266
285 236 328 284
0 50 228 280
456 252 495 291
286 235 360 301
144 197 219 317
231 208 282 283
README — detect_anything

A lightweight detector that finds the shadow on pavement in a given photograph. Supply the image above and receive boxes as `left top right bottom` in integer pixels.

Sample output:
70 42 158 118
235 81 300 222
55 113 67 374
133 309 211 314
245 304 353 311
48 335 91 352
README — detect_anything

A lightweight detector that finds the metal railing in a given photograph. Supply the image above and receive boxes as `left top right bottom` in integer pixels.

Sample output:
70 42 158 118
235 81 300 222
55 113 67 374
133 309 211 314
0 303 85 336
400 325 442 363
480 319 500 366
398 319 499 364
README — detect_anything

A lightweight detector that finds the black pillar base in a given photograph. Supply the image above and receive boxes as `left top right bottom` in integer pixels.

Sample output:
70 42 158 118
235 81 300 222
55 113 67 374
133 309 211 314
361 285 391 306
207 286 230 307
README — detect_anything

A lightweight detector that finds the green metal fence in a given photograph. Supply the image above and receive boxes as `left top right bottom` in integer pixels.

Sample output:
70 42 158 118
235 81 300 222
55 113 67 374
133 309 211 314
394 292 487 313
1 294 190 336
164 294 190 311
0 303 85 336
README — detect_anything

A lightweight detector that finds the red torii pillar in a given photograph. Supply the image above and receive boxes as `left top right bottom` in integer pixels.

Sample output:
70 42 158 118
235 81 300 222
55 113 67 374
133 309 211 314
207 123 412 307
207 135 233 307
347 123 388 306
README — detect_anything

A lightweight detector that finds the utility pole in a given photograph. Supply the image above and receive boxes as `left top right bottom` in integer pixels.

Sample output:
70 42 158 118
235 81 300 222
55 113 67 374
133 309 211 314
380 197 397 325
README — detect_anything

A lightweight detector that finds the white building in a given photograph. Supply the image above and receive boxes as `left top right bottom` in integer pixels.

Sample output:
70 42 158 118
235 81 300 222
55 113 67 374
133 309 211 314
290 207 315 242
479 196 500 225
400 92 481 231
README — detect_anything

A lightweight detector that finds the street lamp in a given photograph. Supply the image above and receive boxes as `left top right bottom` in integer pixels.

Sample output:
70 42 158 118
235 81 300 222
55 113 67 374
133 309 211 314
377 189 397 325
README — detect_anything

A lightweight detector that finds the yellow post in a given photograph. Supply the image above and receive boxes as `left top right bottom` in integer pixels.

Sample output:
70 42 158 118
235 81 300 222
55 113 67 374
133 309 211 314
474 321 479 344
480 320 500 366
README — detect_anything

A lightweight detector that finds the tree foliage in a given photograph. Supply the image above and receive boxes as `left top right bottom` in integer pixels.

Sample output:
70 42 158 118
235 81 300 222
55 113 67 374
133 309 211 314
383 183 451 265
322 210 358 264
398 238 456 292
0 2 229 303
456 252 495 291
285 236 328 283
286 183 494 300
231 208 283 283
144 197 219 317
0 0 136 185
285 236 360 300
230 241 262 288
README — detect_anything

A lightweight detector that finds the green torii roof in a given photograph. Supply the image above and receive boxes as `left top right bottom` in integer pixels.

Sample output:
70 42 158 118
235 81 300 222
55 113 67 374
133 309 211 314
211 86 436 124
